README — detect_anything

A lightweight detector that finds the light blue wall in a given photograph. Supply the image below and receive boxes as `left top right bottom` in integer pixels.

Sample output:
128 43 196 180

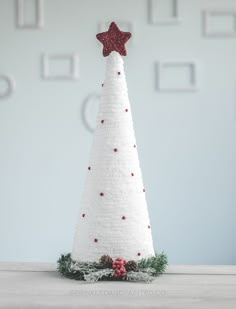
0 0 235 264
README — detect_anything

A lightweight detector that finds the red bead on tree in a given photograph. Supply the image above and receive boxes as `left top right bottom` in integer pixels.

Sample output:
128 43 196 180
125 109 128 112
118 72 121 75
114 148 118 152
131 173 134 177
101 120 104 124
122 216 126 220
94 238 98 243
82 214 85 218
137 252 141 256
100 192 104 196
88 166 91 170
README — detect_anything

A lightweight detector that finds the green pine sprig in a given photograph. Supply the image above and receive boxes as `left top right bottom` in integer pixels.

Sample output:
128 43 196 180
138 252 168 274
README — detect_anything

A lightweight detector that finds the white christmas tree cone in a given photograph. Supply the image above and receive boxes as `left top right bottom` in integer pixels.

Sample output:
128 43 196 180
72 50 155 262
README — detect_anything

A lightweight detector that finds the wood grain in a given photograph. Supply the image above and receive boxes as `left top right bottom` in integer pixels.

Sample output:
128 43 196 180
0 263 236 308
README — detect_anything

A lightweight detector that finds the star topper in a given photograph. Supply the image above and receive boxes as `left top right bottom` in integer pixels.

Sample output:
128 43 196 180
96 22 132 57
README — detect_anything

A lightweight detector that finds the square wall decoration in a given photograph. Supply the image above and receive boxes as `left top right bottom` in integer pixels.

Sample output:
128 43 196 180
148 0 179 25
41 54 79 81
156 61 198 92
203 10 236 37
16 0 44 29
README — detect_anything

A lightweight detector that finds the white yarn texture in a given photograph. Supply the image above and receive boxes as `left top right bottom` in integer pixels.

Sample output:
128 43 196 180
72 51 155 262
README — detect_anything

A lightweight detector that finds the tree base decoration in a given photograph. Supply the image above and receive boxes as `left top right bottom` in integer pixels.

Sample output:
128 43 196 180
57 252 168 283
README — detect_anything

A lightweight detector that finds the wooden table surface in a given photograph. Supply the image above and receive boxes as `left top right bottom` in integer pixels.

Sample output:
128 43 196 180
0 263 236 308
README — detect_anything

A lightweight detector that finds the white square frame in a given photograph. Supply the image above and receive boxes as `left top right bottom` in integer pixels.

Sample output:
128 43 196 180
155 61 198 92
16 0 44 29
41 53 79 81
148 0 180 25
97 21 134 45
203 10 236 38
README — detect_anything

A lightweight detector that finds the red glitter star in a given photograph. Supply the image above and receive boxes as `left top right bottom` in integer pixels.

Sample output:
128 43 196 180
96 22 132 57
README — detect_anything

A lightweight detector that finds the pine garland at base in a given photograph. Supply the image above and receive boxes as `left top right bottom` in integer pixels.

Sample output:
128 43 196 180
57 252 168 283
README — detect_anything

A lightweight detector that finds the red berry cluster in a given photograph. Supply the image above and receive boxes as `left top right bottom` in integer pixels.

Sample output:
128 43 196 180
112 257 127 278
